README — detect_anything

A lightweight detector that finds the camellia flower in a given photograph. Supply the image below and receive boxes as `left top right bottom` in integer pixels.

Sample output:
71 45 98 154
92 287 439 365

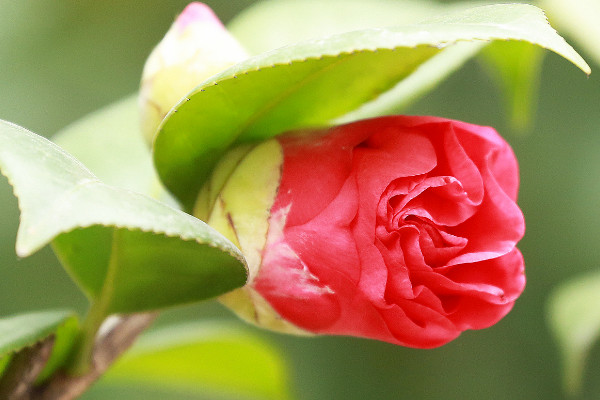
139 2 248 143
199 115 526 348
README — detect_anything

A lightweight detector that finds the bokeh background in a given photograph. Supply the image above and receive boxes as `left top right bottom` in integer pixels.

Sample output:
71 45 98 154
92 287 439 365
1 1 599 399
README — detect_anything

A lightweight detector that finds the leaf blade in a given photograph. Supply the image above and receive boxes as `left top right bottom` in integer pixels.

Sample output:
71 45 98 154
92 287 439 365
541 0 600 66
0 120 247 314
479 41 545 132
52 95 176 206
101 322 292 400
547 271 600 395
155 4 589 209
228 0 451 55
0 310 76 359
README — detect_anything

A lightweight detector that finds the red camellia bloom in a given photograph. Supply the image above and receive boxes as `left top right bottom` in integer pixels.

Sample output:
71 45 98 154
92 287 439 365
207 115 525 348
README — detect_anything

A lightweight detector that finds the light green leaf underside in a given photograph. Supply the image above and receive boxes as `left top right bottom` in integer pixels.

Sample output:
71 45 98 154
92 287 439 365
228 0 477 55
229 0 574 132
101 322 291 400
155 3 589 209
0 310 78 380
480 41 545 132
548 271 600 396
541 0 600 66
334 41 484 124
52 95 173 205
0 120 247 314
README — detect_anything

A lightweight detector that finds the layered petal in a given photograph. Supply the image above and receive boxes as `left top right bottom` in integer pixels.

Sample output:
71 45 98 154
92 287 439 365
208 115 525 348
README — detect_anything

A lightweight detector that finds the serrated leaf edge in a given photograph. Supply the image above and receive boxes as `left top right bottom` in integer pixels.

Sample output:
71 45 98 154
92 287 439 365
0 311 76 360
0 121 247 273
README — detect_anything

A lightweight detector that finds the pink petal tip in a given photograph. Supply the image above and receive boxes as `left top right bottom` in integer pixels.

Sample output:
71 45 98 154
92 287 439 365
176 2 223 32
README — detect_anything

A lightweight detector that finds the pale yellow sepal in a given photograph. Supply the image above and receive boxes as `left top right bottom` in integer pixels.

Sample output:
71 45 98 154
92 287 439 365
202 139 282 282
197 139 309 335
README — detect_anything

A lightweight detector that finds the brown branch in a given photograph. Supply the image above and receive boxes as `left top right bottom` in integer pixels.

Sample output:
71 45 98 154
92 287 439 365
0 337 55 400
31 312 157 400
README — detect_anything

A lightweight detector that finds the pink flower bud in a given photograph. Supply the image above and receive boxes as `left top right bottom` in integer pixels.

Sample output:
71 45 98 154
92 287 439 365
140 2 248 143
202 116 526 348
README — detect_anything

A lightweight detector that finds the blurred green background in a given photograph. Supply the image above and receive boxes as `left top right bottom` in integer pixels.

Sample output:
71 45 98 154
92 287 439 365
1 1 599 399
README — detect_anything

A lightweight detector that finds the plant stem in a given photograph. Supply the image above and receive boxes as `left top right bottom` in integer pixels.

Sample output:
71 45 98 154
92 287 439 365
68 229 121 375
0 337 55 400
32 312 157 400
28 230 158 399
66 301 108 376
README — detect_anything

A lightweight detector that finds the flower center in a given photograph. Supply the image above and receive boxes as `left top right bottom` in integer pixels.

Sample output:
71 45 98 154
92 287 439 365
377 177 471 270
402 214 466 268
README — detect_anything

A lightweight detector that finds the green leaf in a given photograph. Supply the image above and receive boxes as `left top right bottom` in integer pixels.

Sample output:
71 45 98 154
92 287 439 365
36 314 80 382
0 310 75 359
547 271 600 395
229 0 484 123
0 310 79 380
479 41 545 132
52 95 173 204
0 356 11 379
228 0 455 55
155 3 590 209
541 0 600 66
101 322 292 400
334 41 484 124
0 120 247 315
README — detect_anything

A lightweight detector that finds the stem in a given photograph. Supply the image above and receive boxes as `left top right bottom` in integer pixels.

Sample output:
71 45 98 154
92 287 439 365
68 230 120 375
0 337 55 400
67 301 108 376
32 313 157 400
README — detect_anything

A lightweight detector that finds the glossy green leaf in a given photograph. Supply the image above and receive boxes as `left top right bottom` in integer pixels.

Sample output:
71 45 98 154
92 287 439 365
0 120 247 315
480 41 545 132
101 322 291 400
548 271 600 395
0 310 79 380
52 95 173 204
542 0 600 65
0 310 75 359
155 3 590 209
230 0 484 123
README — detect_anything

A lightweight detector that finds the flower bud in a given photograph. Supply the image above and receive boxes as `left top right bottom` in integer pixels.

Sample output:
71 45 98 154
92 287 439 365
196 139 309 335
200 116 526 348
139 2 248 143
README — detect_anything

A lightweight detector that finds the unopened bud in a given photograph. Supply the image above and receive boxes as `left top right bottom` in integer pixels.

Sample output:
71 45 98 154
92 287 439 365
198 116 526 348
139 2 248 143
196 139 309 335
